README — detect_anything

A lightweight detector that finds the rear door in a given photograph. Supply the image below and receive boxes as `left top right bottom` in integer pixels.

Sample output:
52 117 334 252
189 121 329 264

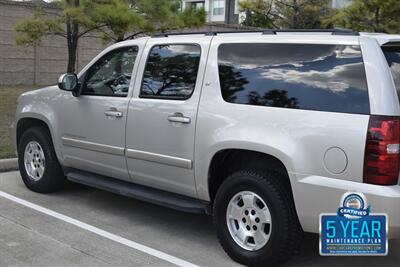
125 36 212 197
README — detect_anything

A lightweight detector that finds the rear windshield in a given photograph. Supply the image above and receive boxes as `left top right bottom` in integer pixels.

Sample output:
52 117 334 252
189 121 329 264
218 43 370 114
382 46 400 102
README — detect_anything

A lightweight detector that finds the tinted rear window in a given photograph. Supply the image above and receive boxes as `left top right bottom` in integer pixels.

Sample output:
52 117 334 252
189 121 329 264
382 46 400 102
218 43 370 114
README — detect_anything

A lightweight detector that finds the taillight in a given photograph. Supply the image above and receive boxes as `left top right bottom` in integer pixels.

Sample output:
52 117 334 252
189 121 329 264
363 115 400 185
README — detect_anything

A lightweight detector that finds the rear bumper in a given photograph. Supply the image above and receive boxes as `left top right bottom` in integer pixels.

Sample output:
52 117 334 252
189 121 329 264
292 174 400 238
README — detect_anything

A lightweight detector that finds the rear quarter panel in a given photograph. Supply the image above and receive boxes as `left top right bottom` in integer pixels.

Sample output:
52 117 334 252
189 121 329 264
194 35 370 206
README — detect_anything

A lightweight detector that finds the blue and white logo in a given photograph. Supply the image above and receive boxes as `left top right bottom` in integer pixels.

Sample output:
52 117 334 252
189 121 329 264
320 192 388 256
338 192 370 219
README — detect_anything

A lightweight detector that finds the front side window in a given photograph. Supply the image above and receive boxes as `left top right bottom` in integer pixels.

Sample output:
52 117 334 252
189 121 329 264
382 45 400 103
140 44 201 100
218 43 370 114
81 46 138 97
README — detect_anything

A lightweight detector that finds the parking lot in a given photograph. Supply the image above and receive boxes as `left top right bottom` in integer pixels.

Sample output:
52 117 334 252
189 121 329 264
0 170 399 267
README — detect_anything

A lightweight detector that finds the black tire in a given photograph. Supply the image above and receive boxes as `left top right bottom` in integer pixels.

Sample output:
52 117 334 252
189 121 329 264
213 169 302 267
18 126 65 193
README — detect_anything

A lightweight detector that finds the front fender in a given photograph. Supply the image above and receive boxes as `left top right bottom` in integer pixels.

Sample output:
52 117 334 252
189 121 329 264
15 87 62 161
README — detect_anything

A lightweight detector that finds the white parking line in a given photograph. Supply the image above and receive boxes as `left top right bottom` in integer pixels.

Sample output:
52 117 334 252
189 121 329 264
0 190 199 267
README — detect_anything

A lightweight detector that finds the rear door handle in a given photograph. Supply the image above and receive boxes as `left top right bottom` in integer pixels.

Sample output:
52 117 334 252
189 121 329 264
105 108 123 118
167 112 191 124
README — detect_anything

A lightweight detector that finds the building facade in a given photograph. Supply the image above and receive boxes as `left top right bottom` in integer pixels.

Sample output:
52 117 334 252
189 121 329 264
182 0 240 24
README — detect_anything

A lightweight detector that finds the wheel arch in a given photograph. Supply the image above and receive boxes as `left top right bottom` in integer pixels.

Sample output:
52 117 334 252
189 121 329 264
16 115 54 149
207 148 294 203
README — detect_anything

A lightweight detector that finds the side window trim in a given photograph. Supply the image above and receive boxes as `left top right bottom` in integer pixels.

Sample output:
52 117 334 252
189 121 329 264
382 45 400 103
79 45 139 98
139 43 202 101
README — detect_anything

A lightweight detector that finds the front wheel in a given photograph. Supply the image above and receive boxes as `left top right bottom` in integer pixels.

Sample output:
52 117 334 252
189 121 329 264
213 169 302 267
18 127 65 193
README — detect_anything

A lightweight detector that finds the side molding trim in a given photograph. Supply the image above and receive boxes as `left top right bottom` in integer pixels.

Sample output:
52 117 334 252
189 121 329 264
126 149 192 169
61 137 192 169
61 137 124 156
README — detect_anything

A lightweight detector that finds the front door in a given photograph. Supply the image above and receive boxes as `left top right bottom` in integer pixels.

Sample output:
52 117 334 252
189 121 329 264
58 43 143 181
125 37 211 197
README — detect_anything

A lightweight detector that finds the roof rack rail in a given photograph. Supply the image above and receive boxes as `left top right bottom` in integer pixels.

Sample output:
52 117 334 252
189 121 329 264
152 30 268 37
262 28 359 36
152 28 359 38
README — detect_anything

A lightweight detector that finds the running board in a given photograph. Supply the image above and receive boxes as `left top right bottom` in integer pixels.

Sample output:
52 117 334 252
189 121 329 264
64 169 210 214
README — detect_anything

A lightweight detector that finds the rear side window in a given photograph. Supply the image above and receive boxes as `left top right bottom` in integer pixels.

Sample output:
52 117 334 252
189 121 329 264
382 45 400 102
140 44 201 100
218 43 370 114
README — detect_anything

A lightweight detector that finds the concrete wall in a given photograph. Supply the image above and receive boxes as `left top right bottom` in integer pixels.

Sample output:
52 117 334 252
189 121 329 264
0 0 105 86
0 0 254 86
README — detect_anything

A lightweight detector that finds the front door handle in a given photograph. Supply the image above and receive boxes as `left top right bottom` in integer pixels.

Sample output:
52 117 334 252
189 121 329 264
167 112 191 124
105 108 123 118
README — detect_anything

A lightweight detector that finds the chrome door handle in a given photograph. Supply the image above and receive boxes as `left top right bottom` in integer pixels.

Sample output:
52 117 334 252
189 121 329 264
167 112 191 124
105 108 123 118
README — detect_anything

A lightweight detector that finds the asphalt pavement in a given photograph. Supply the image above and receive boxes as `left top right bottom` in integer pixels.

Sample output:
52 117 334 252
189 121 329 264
0 171 399 267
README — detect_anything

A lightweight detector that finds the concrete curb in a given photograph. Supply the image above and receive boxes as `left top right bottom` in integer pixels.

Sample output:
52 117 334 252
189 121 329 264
0 158 19 172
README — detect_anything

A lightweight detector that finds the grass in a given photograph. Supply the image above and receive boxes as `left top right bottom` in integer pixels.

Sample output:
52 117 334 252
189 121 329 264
0 85 39 159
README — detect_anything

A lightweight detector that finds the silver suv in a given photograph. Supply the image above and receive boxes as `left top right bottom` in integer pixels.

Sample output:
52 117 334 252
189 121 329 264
12 29 400 266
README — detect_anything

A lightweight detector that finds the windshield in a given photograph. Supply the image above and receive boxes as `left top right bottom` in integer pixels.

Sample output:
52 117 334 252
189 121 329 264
382 45 400 102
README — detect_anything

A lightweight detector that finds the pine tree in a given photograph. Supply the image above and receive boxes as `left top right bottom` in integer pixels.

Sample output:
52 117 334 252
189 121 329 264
332 0 400 33
14 0 206 73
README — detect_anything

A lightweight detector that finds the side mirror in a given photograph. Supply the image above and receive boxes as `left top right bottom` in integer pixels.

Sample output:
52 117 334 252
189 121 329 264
58 73 81 97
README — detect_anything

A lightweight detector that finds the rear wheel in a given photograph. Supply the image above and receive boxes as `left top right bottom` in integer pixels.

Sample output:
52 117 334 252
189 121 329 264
213 169 302 267
18 127 65 193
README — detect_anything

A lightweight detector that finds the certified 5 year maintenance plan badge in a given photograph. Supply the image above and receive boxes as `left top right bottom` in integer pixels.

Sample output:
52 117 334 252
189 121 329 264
320 192 388 256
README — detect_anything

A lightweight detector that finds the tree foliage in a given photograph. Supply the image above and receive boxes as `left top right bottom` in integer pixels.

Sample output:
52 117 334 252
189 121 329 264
239 0 333 29
120 0 206 40
239 0 276 28
331 0 400 33
239 0 400 33
274 0 333 29
89 0 146 42
14 0 206 73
